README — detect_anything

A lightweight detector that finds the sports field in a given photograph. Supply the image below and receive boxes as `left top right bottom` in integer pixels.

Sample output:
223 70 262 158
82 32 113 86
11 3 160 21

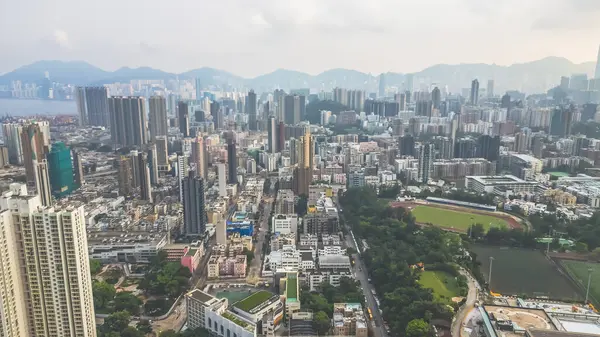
559 260 600 305
411 205 508 232
472 245 582 300
418 270 460 300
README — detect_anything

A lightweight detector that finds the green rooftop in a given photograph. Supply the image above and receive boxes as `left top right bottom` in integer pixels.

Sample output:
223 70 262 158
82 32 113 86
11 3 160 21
233 290 274 312
286 273 298 301
185 249 197 256
222 311 253 331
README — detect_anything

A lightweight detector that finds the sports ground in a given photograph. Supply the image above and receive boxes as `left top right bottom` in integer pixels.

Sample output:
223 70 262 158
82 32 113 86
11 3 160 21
418 270 461 301
410 205 509 232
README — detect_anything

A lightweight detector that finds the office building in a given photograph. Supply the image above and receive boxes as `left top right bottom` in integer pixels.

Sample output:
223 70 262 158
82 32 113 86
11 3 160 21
595 44 600 80
195 78 202 99
247 90 258 131
284 95 304 125
550 107 573 137
84 86 109 127
487 79 495 98
470 79 479 105
47 142 75 198
477 135 500 162
138 152 153 202
149 96 168 140
217 163 227 197
211 102 223 129
0 185 96 337
268 116 278 153
183 176 206 237
108 96 148 148
192 137 207 179
21 123 48 186
418 143 434 183
2 123 23 165
227 135 238 184
178 101 191 137
294 129 314 196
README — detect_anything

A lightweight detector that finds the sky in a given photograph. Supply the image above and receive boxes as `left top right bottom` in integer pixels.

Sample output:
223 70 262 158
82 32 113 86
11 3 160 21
1 0 600 77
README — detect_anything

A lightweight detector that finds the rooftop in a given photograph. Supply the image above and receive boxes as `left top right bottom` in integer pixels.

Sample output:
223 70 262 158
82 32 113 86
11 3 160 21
222 311 254 332
233 290 276 312
286 273 298 301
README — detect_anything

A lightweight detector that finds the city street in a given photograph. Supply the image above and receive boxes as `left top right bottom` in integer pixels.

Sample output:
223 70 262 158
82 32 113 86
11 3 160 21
247 197 272 282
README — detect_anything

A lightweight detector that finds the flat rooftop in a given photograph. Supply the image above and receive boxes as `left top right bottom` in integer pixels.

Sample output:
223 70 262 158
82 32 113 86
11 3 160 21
286 273 298 301
484 305 556 337
233 290 276 312
528 329 600 337
468 175 526 184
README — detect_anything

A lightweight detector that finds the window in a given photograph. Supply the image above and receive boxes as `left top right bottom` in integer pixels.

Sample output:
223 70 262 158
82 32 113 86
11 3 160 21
208 318 212 328
220 325 224 335
227 329 231 337
214 322 218 331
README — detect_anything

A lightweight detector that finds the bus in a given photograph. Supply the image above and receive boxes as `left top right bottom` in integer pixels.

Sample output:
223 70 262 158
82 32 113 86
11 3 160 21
367 308 373 320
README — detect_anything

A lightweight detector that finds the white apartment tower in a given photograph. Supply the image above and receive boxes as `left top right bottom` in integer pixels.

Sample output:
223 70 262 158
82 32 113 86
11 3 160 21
0 184 96 337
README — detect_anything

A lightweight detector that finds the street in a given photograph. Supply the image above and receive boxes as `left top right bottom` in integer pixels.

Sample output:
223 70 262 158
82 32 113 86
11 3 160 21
247 199 271 282
451 269 480 337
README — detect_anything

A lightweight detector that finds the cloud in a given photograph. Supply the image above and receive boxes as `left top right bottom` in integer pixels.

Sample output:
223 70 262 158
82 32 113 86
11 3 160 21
531 0 600 31
52 29 70 49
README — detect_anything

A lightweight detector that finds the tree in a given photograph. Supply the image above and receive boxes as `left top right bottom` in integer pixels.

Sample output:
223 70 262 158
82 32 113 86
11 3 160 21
114 292 142 315
136 320 153 334
93 281 116 310
121 327 144 337
314 311 331 335
181 328 211 337
159 330 179 337
469 224 486 238
243 248 255 264
90 259 102 275
102 311 131 334
406 319 432 337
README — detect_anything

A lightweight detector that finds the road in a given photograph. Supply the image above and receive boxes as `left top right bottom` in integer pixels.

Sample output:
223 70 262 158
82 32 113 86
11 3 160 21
451 269 480 337
247 197 272 282
343 227 388 337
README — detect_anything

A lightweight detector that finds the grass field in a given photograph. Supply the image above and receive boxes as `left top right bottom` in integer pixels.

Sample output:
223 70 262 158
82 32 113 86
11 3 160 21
548 171 570 178
411 205 508 232
418 270 461 300
472 245 582 300
560 260 600 305
233 290 274 312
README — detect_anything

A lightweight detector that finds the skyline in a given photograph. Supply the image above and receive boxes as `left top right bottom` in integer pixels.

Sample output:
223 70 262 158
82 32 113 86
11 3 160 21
2 0 600 77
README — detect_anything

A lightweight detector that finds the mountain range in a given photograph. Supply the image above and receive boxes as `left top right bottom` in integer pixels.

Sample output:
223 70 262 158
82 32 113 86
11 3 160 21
0 57 596 94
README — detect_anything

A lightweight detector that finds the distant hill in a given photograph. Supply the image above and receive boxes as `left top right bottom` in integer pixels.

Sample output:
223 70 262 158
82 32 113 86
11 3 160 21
0 57 595 94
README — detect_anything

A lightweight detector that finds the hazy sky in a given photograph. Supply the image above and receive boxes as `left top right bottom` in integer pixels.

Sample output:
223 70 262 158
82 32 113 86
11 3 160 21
1 0 599 77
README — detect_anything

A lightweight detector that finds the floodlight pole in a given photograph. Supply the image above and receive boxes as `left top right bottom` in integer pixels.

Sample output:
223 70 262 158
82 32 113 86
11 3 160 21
488 256 494 291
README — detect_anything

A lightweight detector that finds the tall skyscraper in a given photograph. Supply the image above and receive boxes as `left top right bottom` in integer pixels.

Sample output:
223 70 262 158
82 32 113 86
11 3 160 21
284 95 303 125
0 185 96 337
268 116 278 153
398 135 415 157
379 73 386 98
118 156 133 196
149 96 168 140
75 87 87 126
477 135 500 162
192 137 207 179
72 149 85 187
155 136 169 169
431 87 441 110
550 107 573 137
2 123 24 165
182 176 206 236
405 74 414 94
211 101 223 129
47 142 75 198
247 90 258 131
178 101 191 137
34 159 52 206
177 153 189 202
195 78 202 99
418 143 434 183
147 143 159 185
294 129 313 196
138 152 153 202
560 76 570 90
20 123 48 186
595 44 600 79
487 80 495 98
84 86 109 127
217 163 227 197
227 135 238 184
470 79 480 105
109 96 148 148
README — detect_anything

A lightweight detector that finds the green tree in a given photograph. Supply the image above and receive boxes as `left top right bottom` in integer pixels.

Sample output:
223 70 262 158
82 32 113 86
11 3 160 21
102 311 131 334
93 281 116 310
314 311 331 335
114 292 142 315
406 319 432 337
159 330 179 337
574 242 589 253
181 328 211 337
90 259 102 275
243 248 255 264
136 320 153 334
121 326 143 337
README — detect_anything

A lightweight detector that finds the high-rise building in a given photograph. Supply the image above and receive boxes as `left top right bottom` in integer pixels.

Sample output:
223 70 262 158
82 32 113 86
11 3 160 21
284 95 304 125
20 123 48 186
398 136 415 157
379 73 386 98
268 116 278 153
418 143 434 183
34 159 52 206
560 76 570 90
149 96 168 140
227 135 238 184
405 74 414 94
47 142 75 198
137 152 153 202
178 101 191 137
211 102 223 129
550 107 573 137
595 44 600 79
155 136 169 168
195 78 202 100
0 185 96 337
476 135 500 162
454 138 477 159
217 163 227 197
177 153 189 202
109 96 148 148
147 143 159 185
75 87 87 126
395 92 407 111
487 80 495 98
247 90 258 131
118 155 133 196
2 123 24 165
192 137 207 179
84 86 109 127
294 129 313 196
431 87 441 110
182 176 206 237
570 74 589 91
470 79 480 105
72 149 85 187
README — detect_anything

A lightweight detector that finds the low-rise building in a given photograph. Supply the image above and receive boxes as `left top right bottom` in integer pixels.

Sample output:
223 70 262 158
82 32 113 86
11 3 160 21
308 269 354 291
208 255 247 278
332 303 368 337
272 214 299 235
